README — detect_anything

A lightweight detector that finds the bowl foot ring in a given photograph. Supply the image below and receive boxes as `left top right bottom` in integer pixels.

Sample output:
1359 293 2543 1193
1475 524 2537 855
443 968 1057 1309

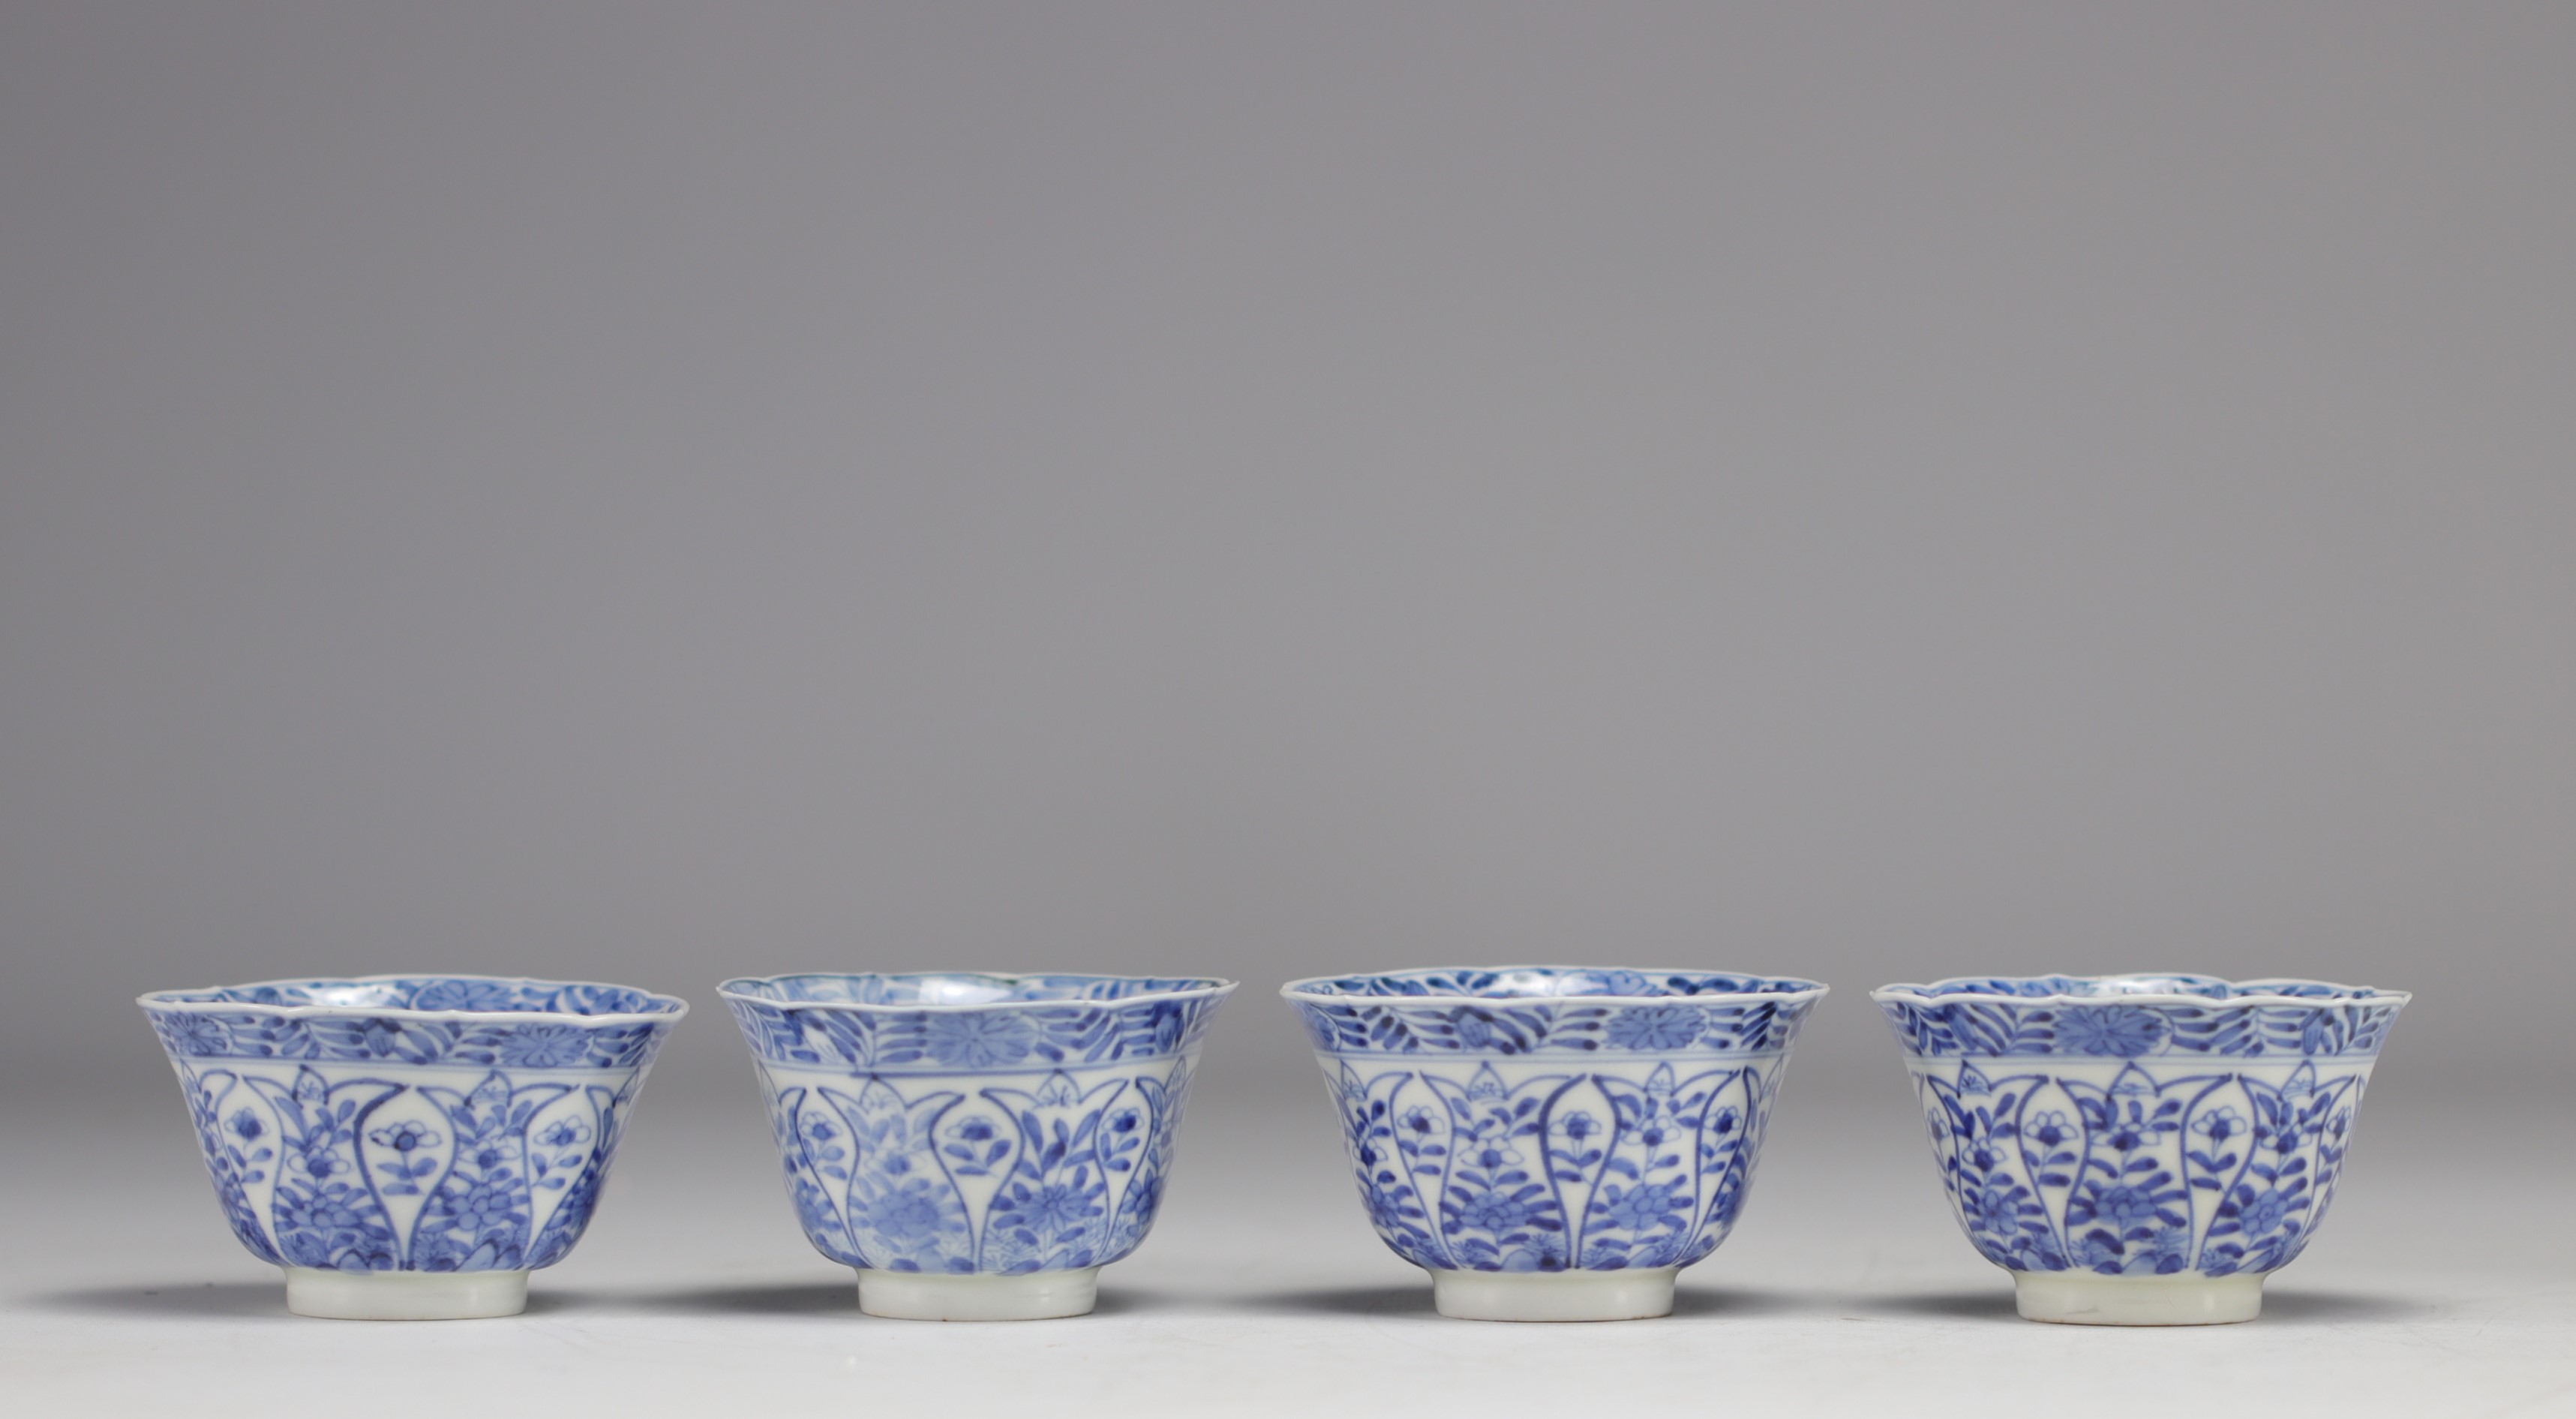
2013 1270 2264 1325
1429 1266 1680 1321
284 1267 530 1320
857 1266 1100 1321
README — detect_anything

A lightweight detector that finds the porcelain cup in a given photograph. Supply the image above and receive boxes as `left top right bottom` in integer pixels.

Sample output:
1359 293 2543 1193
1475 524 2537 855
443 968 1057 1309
720 972 1235 1320
140 974 686 1319
1873 973 2409 1324
1282 967 1827 1321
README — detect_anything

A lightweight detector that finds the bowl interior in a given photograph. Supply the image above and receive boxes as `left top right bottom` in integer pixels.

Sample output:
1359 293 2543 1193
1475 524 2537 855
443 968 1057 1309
142 974 683 1017
722 972 1232 1006
1286 967 1825 1000
1875 973 2398 1003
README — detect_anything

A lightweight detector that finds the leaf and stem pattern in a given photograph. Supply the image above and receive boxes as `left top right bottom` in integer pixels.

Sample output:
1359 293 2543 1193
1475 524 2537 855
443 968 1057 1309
1906 1057 2373 1277
157 1059 658 1274
1320 1057 1782 1273
147 979 674 1277
1874 978 2404 1060
729 976 1230 1276
143 979 680 1072
725 994 1222 1072
1287 972 1823 1060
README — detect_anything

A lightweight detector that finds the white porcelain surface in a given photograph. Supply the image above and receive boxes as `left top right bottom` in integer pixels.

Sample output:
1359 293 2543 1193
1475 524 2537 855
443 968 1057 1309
857 1267 1100 1321
723 973 1235 1320
2013 1270 2265 1324
140 975 686 1320
1875 973 2408 1327
1430 1266 1679 1321
284 1267 530 1320
1285 967 1827 1321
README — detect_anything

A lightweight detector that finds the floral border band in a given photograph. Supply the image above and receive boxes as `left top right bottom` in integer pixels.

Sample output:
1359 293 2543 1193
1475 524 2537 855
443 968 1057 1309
1291 998 1815 1057
146 1010 674 1069
1878 999 2402 1060
725 996 1224 1072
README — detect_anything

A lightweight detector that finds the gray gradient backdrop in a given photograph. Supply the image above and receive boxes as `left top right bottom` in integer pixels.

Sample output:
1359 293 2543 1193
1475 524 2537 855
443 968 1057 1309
3 1 2570 1159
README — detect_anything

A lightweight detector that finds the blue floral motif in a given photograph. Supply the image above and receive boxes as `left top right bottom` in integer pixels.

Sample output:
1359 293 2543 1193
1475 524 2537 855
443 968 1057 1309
1875 976 2403 1283
1294 968 1822 1278
725 974 1228 1073
1875 976 2404 1059
823 1078 975 1273
2055 1006 2167 1058
1604 1006 1704 1052
142 976 678 1278
731 973 1224 1006
365 1120 445 1196
144 976 682 1069
926 1012 1039 1069
410 979 527 1013
1302 968 1819 999
158 976 674 1015
724 974 1232 1281
1290 972 1821 1060
173 1015 231 1055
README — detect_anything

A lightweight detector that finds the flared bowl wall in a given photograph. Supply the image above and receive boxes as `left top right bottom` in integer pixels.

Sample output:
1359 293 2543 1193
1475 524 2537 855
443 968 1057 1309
721 971 1235 1320
1284 967 1826 1321
140 974 686 1319
1873 973 2409 1324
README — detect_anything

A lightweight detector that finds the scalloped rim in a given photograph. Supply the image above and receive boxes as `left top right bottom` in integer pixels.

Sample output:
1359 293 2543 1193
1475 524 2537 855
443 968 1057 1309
717 970 1239 1013
1869 972 2410 1009
137 972 689 1025
1280 964 1830 1006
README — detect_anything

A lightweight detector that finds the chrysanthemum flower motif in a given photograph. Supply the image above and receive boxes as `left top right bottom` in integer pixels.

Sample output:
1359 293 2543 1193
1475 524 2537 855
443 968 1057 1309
1603 1005 1703 1052
2091 1183 2161 1228
2055 1006 2167 1057
926 1011 1039 1069
173 1015 230 1054
498 1024 590 1068
1600 1180 1682 1231
1458 1190 1531 1231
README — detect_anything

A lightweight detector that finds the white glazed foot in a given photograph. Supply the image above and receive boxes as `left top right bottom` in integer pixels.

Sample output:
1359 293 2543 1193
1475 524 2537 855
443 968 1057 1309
2013 1271 2265 1325
283 1267 529 1320
856 1267 1100 1321
1429 1267 1680 1321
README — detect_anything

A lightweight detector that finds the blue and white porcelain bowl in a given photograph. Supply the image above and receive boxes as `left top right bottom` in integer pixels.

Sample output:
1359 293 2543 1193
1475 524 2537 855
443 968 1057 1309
720 972 1236 1320
1873 973 2410 1325
140 974 686 1319
1282 967 1827 1321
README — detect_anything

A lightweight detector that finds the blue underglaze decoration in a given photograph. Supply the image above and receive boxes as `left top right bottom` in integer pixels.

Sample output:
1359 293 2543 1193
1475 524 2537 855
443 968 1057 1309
1289 969 1823 1059
143 976 679 1275
1288 967 1824 1274
1875 976 2404 1059
1874 974 2407 1280
144 976 682 1069
723 973 1232 1276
